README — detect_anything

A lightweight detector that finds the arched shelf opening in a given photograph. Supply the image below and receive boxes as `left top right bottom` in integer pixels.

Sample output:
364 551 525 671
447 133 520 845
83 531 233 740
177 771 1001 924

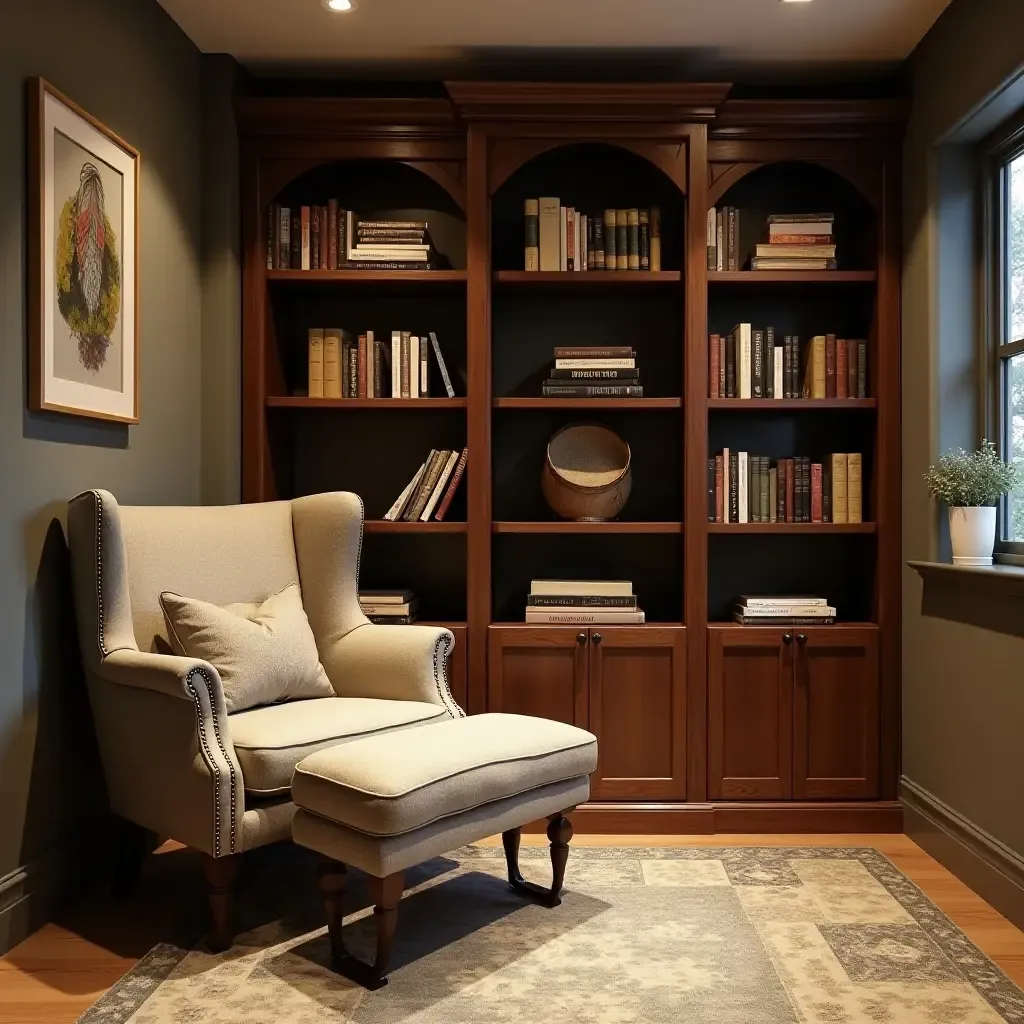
491 142 686 272
713 161 876 273
273 159 466 270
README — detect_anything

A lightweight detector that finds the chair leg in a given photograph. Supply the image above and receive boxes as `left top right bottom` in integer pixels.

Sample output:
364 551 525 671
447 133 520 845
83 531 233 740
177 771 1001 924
325 868 404 990
368 871 404 987
502 826 524 886
503 809 575 908
203 853 241 953
316 859 348 967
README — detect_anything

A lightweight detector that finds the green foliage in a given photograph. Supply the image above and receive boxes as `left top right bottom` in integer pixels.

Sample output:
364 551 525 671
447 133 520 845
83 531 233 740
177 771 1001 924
55 199 120 343
925 440 1018 508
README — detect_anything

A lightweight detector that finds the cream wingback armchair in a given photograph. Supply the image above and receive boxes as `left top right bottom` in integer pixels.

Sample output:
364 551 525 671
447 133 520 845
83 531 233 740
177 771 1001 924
67 488 462 947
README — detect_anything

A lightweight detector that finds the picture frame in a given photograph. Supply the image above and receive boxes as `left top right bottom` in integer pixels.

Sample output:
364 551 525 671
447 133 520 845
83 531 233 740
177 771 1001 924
28 78 139 423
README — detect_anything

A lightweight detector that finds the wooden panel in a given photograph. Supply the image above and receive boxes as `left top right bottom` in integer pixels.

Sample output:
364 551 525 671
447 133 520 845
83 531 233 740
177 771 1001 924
588 627 686 800
487 626 587 726
794 626 880 800
708 627 793 800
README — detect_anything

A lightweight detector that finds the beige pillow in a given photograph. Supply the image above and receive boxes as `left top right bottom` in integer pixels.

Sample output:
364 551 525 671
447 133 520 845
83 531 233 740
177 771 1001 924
159 583 335 713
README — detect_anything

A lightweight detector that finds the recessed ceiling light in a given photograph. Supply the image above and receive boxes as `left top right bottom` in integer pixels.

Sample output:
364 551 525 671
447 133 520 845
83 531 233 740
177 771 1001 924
324 0 355 11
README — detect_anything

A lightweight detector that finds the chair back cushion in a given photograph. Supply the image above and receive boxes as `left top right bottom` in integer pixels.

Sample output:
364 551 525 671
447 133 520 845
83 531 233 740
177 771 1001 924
160 583 335 713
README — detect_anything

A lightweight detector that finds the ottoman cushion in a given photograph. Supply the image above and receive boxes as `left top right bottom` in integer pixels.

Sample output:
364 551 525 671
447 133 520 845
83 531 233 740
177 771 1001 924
292 713 597 837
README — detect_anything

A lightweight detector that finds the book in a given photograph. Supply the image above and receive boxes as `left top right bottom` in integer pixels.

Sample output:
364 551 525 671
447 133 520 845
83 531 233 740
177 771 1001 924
740 595 829 608
649 207 662 272
530 579 633 598
525 608 646 625
359 602 417 617
774 346 784 399
857 341 868 397
752 329 764 398
359 590 414 604
400 331 411 398
765 327 775 399
709 334 720 398
627 208 640 270
409 336 420 398
735 603 836 617
291 211 301 268
390 331 401 397
707 207 717 270
734 614 836 626
825 334 837 398
323 328 343 399
831 453 849 523
419 335 430 396
708 457 716 522
722 448 731 524
524 198 539 270
738 451 748 523
716 209 724 271
729 449 739 522
404 449 447 521
428 332 456 398
725 334 736 398
279 206 291 269
308 328 324 398
528 594 637 608
811 462 823 523
715 455 724 523
846 339 857 398
310 207 321 270
550 368 640 380
433 446 468 520
823 467 832 522
755 243 836 259
559 206 567 271
347 339 358 398
769 467 778 523
372 337 383 398
734 324 752 399
422 449 459 520
751 258 837 271
555 346 635 358
384 462 426 520
554 358 635 369
803 336 826 399
614 210 626 271
267 204 278 269
767 212 834 226
639 209 650 270
836 340 849 398
593 216 605 269
566 208 575 271
727 206 737 271
542 384 644 397
300 207 310 270
847 453 863 523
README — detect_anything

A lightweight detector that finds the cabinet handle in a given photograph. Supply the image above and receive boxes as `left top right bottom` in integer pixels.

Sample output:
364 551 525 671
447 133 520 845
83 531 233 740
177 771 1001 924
576 632 587 645
592 632 602 645
782 633 793 644
796 633 808 645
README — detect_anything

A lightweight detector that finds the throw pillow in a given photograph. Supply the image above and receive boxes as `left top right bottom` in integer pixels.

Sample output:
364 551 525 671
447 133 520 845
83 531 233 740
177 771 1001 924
159 583 335 713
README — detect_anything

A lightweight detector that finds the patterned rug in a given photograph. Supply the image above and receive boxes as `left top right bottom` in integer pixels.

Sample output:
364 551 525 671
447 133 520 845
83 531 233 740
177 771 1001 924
79 845 1024 1024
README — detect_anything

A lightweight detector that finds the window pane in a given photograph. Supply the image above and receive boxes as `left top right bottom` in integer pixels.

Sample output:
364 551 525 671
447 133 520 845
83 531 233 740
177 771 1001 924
1008 155 1024 343
1010 353 1024 541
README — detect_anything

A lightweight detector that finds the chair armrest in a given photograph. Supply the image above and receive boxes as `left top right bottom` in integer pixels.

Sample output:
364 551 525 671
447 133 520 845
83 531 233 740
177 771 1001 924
322 623 464 717
100 648 224 705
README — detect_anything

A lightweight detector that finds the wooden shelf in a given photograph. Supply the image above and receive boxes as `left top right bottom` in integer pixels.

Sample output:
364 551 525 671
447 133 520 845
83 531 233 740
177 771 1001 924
493 521 683 535
708 270 876 284
494 397 680 410
708 621 878 629
267 397 467 410
707 523 877 535
266 269 466 286
364 520 467 534
494 270 681 286
708 399 876 411
493 620 685 628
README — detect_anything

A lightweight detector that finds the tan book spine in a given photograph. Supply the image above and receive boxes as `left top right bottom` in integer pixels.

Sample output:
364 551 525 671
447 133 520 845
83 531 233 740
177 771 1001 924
322 329 342 399
300 206 311 270
649 207 662 272
627 208 640 270
802 336 826 399
538 197 560 271
400 331 411 398
831 453 849 523
847 453 863 523
404 449 445 521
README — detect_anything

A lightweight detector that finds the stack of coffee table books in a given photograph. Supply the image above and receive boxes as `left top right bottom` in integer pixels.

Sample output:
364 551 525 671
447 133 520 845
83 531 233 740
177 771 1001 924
525 580 644 624
359 589 417 625
733 595 836 626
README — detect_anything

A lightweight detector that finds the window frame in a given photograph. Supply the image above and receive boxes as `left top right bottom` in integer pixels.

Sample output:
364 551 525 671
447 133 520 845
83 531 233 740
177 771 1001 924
981 109 1024 561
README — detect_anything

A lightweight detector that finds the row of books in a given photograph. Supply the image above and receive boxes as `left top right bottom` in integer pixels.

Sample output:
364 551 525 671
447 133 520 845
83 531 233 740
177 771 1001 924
307 329 456 399
541 346 643 398
267 208 447 271
524 201 663 272
709 328 867 400
525 579 645 624
384 447 468 522
359 590 418 625
734 595 836 626
709 451 863 524
705 209 838 272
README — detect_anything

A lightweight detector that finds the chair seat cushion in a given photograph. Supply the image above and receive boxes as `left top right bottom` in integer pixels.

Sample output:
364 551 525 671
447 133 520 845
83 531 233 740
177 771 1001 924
291 713 598 837
229 697 448 796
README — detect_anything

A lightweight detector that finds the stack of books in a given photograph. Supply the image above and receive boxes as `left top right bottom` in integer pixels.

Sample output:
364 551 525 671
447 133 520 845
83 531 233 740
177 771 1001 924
306 329 456 399
359 590 417 625
751 213 836 272
525 580 644 624
524 200 661 272
709 451 863 524
708 327 867 400
734 595 836 626
542 346 642 398
384 447 468 522
348 219 442 270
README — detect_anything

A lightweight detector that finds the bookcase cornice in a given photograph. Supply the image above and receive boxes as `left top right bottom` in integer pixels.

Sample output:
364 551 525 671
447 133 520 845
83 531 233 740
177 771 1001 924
713 99 909 140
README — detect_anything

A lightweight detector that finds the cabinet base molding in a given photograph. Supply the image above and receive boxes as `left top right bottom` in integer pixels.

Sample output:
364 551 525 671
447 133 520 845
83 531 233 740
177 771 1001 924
521 800 902 835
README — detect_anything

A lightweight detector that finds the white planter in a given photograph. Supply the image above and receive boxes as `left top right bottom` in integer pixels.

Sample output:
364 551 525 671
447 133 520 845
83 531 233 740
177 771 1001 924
948 506 997 566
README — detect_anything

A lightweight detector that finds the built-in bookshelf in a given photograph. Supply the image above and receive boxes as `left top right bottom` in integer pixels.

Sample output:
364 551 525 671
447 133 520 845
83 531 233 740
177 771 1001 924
239 87 904 832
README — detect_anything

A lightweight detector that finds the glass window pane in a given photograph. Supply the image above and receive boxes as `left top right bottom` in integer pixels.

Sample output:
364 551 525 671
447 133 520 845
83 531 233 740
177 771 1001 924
1010 353 1024 541
1008 155 1024 343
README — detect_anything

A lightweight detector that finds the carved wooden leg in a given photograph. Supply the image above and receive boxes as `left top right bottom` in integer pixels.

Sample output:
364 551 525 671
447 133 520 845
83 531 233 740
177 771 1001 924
316 859 347 967
547 811 574 907
502 826 524 887
328 869 403 990
368 871 404 987
202 853 241 953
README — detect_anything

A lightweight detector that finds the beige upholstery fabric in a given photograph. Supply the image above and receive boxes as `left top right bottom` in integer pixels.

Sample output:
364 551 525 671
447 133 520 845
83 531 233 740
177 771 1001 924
240 796 297 851
230 697 447 796
293 777 591 877
160 584 334 713
292 714 598 837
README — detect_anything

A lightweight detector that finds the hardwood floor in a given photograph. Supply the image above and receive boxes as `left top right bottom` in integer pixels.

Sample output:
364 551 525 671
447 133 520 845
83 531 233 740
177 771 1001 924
3 834 1023 1023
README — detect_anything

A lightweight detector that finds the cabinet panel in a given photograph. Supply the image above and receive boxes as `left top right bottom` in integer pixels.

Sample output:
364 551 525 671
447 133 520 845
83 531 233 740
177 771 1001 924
708 627 793 800
589 627 686 800
487 626 587 726
794 627 879 799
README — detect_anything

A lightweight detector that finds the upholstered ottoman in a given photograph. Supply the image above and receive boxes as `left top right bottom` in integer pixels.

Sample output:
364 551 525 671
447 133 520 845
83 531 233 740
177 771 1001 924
291 712 597 988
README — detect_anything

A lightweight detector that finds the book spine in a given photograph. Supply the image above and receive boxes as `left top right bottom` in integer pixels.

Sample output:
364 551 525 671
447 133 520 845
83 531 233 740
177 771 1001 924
715 455 724 523
785 459 795 523
823 468 832 522
291 211 301 268
280 207 291 269
525 610 646 625
615 210 628 271
327 201 338 269
716 210 724 271
358 219 427 230
559 206 567 271
409 336 420 398
549 368 640 380
769 233 834 244
708 457 716 523
726 334 736 398
857 341 868 397
347 340 358 399
528 595 636 608
357 334 367 398
554 346 634 358
765 327 775 399
373 340 382 399
775 463 785 522
846 339 857 398
727 206 738 271
524 198 539 271
739 325 751 399
307 328 324 398
774 346 783 400
391 331 401 397
420 335 429 396
320 206 330 269
847 453 863 523
760 457 770 522
811 462 823 523
541 385 644 397
718 336 726 397
430 332 455 398
323 329 342 399
434 447 468 520
752 329 764 398
593 216 605 269
825 334 837 398
738 452 748 523
627 208 640 270
729 451 739 523
404 450 443 521
649 207 661 272
422 451 458 520
639 209 650 271
709 335 720 398
736 616 836 626
400 331 410 398
311 207 320 270
566 208 575 271
267 204 277 270
603 209 617 269
707 207 717 271
836 338 849 398
365 615 418 626
538 197 560 271
554 358 635 368
586 215 594 270
832 453 849 523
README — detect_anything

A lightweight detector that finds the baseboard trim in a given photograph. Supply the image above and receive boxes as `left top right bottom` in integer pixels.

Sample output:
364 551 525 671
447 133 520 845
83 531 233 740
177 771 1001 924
901 776 1024 931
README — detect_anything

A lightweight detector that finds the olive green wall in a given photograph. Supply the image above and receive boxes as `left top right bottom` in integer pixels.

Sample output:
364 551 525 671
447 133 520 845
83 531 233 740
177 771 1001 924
903 0 1024 855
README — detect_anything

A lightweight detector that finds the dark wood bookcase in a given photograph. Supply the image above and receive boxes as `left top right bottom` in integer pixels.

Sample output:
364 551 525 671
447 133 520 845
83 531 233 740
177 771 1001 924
238 86 905 833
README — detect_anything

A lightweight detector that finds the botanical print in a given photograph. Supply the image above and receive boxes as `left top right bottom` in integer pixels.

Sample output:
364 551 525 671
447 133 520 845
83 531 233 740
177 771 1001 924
52 132 123 389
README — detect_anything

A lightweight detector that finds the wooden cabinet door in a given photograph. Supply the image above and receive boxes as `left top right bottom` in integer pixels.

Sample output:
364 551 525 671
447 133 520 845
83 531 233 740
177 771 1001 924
487 626 588 726
708 627 794 800
794 627 879 799
588 627 687 800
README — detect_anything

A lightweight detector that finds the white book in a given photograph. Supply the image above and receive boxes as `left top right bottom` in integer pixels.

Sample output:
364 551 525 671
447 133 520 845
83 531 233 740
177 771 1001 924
359 589 414 604
409 336 420 398
554 358 635 369
530 579 633 598
716 216 724 271
421 450 459 521
347 250 429 262
722 448 730 524
735 323 752 399
384 462 426 520
576 210 583 272
559 206 567 271
354 243 432 252
738 451 748 523
525 608 646 625
741 596 830 608
707 208 716 257
391 331 401 397
774 346 784 399
737 604 836 617
359 602 416 616
301 209 311 270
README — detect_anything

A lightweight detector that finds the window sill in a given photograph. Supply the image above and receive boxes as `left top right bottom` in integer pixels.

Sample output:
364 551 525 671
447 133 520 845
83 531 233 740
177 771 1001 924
908 560 1024 636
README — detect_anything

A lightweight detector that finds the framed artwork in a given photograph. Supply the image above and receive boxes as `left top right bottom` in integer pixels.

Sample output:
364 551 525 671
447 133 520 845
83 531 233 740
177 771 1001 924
28 78 139 422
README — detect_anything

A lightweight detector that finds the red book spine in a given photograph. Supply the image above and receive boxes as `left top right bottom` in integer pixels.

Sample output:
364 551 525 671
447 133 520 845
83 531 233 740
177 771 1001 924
811 462 823 522
715 455 724 522
785 459 795 523
357 335 367 398
434 447 468 521
709 335 720 398
836 339 849 398
328 200 339 270
825 334 837 398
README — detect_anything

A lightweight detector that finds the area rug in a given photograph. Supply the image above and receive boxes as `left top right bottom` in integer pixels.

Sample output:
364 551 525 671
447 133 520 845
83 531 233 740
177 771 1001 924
79 845 1024 1024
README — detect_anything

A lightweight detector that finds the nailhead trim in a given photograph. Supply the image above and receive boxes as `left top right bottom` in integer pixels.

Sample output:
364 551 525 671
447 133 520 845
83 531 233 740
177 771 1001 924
355 493 365 616
433 629 464 718
91 491 107 658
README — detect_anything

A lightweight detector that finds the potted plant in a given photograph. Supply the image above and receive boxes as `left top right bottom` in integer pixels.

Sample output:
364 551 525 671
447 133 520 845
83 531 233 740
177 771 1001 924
924 440 1018 565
